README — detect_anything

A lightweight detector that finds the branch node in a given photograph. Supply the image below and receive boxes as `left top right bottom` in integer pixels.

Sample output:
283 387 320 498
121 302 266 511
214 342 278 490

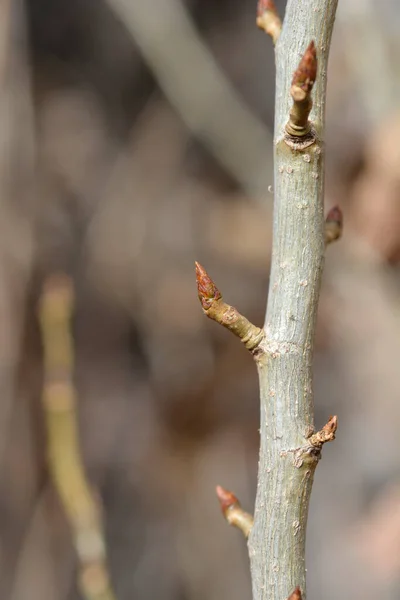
308 415 338 448
325 205 343 245
285 41 317 138
256 0 282 45
195 262 265 354
216 485 254 539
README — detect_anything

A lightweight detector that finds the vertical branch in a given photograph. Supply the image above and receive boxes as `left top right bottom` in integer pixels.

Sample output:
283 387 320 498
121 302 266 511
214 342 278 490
39 275 116 600
248 1 338 600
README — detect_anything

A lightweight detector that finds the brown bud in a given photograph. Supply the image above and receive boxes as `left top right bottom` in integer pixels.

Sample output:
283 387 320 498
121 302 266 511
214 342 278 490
325 206 343 244
322 415 338 438
292 41 317 93
195 262 222 310
308 415 338 447
326 205 343 227
287 587 302 600
257 0 278 17
215 485 239 516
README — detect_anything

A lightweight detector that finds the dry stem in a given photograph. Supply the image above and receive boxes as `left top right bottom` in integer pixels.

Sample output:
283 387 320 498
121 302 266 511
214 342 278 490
216 486 254 539
195 262 264 353
39 275 116 600
285 41 317 138
256 0 282 45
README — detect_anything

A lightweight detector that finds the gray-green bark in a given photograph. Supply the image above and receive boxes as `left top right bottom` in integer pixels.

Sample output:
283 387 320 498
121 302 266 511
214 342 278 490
248 2 338 599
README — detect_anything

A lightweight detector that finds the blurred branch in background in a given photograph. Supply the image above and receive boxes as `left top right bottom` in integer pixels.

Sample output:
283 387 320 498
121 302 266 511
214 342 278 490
104 0 273 198
0 0 35 465
338 0 398 128
38 275 116 600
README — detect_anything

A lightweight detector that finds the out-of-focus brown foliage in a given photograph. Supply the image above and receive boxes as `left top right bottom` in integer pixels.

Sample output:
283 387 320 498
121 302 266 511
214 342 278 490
350 114 400 263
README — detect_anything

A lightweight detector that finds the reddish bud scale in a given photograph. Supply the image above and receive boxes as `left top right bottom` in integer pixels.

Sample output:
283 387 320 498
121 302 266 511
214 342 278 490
257 0 278 17
215 485 239 516
195 262 222 310
292 41 317 92
326 205 343 226
287 587 302 600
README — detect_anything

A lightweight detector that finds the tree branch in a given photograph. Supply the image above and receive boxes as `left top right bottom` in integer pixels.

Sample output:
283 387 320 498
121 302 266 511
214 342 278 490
38 275 116 600
216 486 254 539
248 1 339 599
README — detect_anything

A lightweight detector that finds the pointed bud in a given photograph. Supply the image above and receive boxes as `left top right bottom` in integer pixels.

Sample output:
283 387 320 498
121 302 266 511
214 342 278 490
292 41 317 93
309 415 338 447
325 206 343 244
195 262 222 310
256 0 281 43
287 587 302 600
322 415 338 438
326 205 343 227
257 0 278 17
216 485 239 516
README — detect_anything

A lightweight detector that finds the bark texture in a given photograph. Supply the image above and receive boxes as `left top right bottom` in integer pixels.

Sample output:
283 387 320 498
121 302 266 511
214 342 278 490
248 2 338 599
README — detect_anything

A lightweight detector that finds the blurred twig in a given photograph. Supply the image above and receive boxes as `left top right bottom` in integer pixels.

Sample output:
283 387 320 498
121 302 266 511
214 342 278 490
338 0 398 126
38 275 116 600
0 0 35 469
104 0 273 198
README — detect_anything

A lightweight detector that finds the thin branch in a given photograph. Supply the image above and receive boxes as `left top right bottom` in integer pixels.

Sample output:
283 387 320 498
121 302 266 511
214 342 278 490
325 205 343 245
256 0 282 45
195 262 264 353
38 275 116 600
308 415 338 448
287 588 302 600
285 41 317 138
216 485 254 539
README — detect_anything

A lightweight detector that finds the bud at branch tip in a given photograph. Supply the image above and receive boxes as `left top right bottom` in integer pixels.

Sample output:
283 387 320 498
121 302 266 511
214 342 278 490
309 415 338 448
195 262 264 353
325 205 343 245
216 485 239 516
292 41 317 93
286 41 317 138
215 485 253 538
256 0 281 45
195 262 222 310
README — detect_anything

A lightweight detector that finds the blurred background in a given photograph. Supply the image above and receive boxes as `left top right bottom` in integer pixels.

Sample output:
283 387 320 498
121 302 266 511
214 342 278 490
1 0 400 599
